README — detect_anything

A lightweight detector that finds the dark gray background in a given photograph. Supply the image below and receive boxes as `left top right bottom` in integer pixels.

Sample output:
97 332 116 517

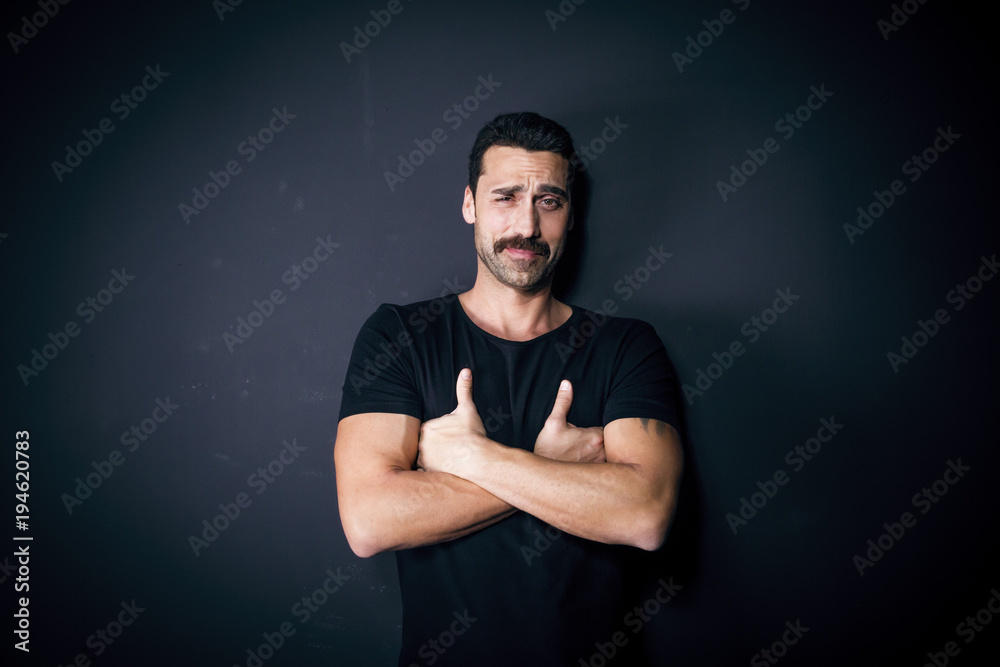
3 0 998 665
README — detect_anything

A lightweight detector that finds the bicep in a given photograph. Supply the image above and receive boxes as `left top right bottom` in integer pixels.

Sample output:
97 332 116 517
334 412 421 498
334 412 425 555
603 417 683 489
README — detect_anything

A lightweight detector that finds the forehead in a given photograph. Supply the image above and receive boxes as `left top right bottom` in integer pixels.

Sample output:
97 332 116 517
479 146 569 188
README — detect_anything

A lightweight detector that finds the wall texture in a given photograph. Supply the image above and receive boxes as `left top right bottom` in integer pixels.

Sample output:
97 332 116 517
3 0 998 665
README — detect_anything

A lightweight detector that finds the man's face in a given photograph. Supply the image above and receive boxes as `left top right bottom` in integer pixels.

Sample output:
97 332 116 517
462 146 573 292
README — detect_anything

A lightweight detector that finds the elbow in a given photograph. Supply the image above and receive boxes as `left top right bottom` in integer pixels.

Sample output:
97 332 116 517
631 516 669 552
346 535 380 559
629 498 678 552
336 477 395 558
631 459 683 551
340 512 386 559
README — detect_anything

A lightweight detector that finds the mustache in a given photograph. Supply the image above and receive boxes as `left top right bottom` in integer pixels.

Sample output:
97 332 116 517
494 236 550 257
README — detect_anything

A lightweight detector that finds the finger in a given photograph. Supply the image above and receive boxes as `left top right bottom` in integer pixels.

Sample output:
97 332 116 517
454 367 474 411
547 379 573 423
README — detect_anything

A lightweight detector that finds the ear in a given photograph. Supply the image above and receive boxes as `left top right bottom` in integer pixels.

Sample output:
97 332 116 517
462 185 477 224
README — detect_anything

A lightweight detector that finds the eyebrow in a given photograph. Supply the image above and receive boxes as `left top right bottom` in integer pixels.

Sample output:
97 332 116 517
490 184 569 199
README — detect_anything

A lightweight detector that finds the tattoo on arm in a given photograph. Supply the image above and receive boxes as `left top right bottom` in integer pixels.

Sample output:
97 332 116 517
639 417 669 437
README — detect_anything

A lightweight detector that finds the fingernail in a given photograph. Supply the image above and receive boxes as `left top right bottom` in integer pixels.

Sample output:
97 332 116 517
461 368 471 379
560 380 569 390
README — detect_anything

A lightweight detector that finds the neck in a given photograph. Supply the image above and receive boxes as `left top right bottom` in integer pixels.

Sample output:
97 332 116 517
458 272 570 342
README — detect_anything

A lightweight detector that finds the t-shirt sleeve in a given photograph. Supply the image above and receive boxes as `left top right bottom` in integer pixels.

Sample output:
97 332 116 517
338 305 423 422
602 320 680 432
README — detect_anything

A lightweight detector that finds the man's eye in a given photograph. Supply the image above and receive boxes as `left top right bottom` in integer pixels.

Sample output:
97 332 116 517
540 198 563 209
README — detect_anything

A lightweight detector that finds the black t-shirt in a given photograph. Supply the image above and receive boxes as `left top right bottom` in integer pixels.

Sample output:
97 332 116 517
338 295 679 667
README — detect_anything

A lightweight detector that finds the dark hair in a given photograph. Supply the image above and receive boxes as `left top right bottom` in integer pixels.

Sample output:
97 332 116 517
468 112 576 197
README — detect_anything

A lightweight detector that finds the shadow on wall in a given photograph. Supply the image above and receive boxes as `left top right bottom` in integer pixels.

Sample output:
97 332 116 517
552 160 705 661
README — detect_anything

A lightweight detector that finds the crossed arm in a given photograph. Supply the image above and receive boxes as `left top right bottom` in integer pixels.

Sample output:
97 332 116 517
334 368 683 558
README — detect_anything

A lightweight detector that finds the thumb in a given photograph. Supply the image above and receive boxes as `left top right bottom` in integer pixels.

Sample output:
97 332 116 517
454 367 474 410
548 379 573 423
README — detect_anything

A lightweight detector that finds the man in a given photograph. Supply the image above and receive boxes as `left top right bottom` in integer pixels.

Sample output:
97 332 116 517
335 112 683 666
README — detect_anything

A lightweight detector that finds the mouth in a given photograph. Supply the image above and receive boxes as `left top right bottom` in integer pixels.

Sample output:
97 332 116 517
504 248 539 259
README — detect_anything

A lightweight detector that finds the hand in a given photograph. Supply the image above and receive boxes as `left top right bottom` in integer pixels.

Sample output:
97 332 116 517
533 380 605 463
417 368 488 477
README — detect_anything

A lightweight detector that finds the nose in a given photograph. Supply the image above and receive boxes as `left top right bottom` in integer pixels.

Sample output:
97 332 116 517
510 197 540 238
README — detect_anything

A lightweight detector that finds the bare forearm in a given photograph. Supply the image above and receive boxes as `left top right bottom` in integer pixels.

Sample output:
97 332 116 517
460 440 675 550
407 373 682 551
334 411 516 558
340 467 515 557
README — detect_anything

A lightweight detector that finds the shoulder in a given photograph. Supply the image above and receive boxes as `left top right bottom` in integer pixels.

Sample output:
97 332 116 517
360 298 446 323
358 297 461 337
